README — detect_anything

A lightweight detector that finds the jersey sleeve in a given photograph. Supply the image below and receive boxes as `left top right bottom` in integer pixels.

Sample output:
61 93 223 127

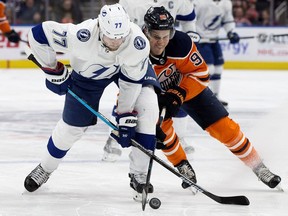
28 21 76 68
168 33 209 100
117 51 149 114
178 42 209 100
116 25 150 114
118 24 150 82
222 0 235 33
176 0 197 32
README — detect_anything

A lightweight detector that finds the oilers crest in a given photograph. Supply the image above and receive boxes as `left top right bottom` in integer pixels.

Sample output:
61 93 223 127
157 64 182 91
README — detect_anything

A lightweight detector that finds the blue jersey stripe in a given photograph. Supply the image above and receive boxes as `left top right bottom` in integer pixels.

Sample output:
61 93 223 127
176 10 196 22
32 24 50 45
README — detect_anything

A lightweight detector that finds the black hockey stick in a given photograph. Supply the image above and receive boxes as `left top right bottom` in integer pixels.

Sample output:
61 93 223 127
72 93 249 206
0 33 28 43
28 54 250 206
209 33 288 41
142 107 166 211
20 38 28 43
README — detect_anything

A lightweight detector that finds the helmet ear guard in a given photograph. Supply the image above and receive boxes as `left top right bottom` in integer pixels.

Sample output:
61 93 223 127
98 3 131 39
143 6 175 39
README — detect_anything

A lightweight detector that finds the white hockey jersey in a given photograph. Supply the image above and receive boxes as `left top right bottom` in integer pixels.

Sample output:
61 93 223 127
194 0 235 42
28 18 150 113
119 0 196 32
28 19 149 81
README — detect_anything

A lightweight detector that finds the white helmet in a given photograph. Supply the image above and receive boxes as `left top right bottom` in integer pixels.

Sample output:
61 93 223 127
98 3 130 39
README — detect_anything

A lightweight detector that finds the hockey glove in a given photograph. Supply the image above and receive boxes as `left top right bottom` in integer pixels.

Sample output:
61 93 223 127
158 86 186 119
187 31 201 43
227 31 240 44
5 29 20 43
43 62 72 95
111 112 138 148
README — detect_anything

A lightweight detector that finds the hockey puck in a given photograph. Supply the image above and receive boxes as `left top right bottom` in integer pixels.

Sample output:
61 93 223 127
149 197 161 209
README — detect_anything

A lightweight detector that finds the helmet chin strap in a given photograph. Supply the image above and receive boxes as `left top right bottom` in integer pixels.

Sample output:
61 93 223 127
99 30 105 43
99 30 110 52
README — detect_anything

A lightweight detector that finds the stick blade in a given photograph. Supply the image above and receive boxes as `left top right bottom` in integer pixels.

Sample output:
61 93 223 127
219 195 250 205
204 191 250 205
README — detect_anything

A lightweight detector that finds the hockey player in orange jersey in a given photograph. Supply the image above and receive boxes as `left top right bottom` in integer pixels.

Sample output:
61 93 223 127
143 6 281 189
0 0 20 43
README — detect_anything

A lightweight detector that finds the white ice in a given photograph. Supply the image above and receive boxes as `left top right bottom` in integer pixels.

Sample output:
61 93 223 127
0 69 288 216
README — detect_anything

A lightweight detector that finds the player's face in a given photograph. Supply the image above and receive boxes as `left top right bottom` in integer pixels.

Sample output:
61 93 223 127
102 35 125 51
147 30 170 56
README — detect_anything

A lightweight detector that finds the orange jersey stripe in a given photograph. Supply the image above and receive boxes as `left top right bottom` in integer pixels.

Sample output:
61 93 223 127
161 118 187 166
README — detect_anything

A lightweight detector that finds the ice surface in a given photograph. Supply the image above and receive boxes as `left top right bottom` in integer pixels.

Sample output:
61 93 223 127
0 69 287 216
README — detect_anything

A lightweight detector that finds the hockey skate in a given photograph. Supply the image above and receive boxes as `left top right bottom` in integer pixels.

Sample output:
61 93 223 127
176 160 198 194
180 137 195 154
102 136 122 162
253 162 282 189
129 173 154 202
24 164 51 192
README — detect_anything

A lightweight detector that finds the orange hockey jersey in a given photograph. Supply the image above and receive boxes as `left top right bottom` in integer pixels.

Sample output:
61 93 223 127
0 1 11 33
150 30 209 101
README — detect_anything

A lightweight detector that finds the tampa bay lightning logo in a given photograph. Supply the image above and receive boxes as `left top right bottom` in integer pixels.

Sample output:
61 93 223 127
77 29 91 42
203 15 222 31
134 36 146 50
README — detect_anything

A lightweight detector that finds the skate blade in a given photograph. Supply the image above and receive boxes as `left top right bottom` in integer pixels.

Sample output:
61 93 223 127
188 186 198 195
276 184 284 192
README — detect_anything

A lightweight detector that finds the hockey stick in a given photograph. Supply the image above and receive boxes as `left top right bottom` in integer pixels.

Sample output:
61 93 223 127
209 33 288 41
69 92 249 206
142 107 166 211
20 38 28 43
27 54 250 206
0 33 28 43
67 88 250 206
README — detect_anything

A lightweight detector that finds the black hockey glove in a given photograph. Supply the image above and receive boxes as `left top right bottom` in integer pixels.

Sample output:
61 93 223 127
227 31 240 44
5 29 20 43
111 112 137 148
43 62 72 95
158 86 186 119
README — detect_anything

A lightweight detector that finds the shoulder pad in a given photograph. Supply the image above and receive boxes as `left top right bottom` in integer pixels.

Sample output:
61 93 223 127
166 31 193 58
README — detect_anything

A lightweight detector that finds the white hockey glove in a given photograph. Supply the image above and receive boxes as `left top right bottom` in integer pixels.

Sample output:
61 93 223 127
187 31 201 43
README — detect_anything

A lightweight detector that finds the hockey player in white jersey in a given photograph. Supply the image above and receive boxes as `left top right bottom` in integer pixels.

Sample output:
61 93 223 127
102 0 198 162
119 0 199 41
24 3 160 198
194 0 240 106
